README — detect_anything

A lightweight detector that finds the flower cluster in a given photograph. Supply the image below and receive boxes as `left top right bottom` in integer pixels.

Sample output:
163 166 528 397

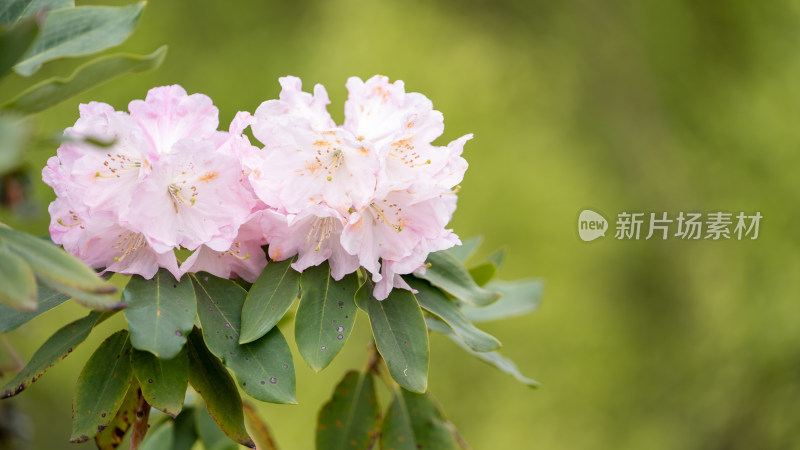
44 76 470 299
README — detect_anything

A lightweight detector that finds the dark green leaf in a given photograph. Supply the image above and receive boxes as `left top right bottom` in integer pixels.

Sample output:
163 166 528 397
194 274 296 404
0 0 73 26
187 328 254 448
193 401 239 450
1 310 101 398
0 281 69 332
0 15 39 79
172 408 198 450
2 46 167 115
461 279 544 323
70 329 134 443
417 251 501 307
0 226 118 300
0 241 37 311
138 420 174 450
467 261 496 287
381 388 461 450
408 278 500 352
14 3 145 76
122 268 196 359
427 319 538 388
295 262 359 372
243 403 279 450
316 370 379 450
239 258 300 344
356 281 429 393
445 236 482 262
94 378 140 450
130 347 188 418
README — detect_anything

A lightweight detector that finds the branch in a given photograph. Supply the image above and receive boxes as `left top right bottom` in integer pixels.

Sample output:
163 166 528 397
129 388 150 450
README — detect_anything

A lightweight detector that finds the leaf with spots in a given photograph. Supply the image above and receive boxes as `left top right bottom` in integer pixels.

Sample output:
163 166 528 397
122 268 196 359
316 370 379 450
194 273 296 404
408 277 500 352
1 310 102 399
94 378 140 450
70 329 134 443
381 388 463 450
0 281 69 332
187 328 253 448
295 262 359 372
130 347 188 418
416 250 501 307
356 280 429 393
239 257 300 344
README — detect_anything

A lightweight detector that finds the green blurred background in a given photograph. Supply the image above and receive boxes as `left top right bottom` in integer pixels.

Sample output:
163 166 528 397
2 0 800 448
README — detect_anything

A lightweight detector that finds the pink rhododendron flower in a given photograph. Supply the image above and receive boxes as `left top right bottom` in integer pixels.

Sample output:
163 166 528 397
248 77 380 213
262 206 359 280
180 214 268 282
44 85 257 281
246 75 470 299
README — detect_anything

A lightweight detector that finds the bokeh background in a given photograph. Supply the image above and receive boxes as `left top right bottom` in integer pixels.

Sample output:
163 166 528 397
2 0 800 448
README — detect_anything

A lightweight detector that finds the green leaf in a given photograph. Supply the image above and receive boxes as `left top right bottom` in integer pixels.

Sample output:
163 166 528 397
427 319 538 388
0 0 73 26
0 15 39 79
37 276 123 311
122 268 196 359
194 274 296 404
243 403 279 450
316 370 380 450
461 279 544 323
0 240 37 311
186 328 254 448
130 347 188 418
0 115 30 175
239 258 300 344
417 250 501 307
295 262 359 372
467 261 496 287
356 281 429 393
0 281 69 332
408 278 500 352
70 329 134 443
14 3 145 76
172 408 199 450
193 401 239 450
0 226 119 303
381 388 461 450
2 46 167 115
1 310 101 398
445 235 482 262
93 378 140 450
138 419 174 450
486 246 507 270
